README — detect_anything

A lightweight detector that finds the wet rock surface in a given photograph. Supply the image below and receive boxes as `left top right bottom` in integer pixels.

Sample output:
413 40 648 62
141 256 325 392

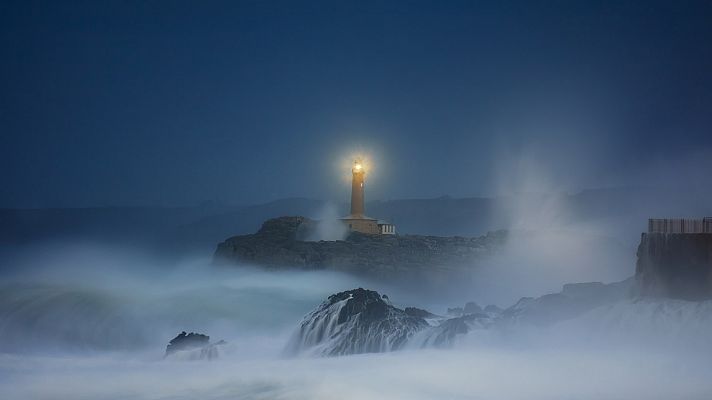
289 280 636 356
417 313 494 347
285 288 430 357
404 307 439 319
214 216 507 285
165 331 226 360
166 331 209 355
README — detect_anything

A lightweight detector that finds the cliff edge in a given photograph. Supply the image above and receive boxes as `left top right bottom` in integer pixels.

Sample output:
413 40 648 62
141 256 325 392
636 232 712 300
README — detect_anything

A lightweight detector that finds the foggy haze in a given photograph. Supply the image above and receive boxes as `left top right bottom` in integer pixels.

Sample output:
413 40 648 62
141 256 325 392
2 246 712 399
2 1 712 399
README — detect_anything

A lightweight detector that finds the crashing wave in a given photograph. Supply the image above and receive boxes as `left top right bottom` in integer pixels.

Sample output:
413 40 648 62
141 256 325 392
0 284 149 353
552 297 712 348
410 313 495 348
285 288 430 356
286 279 644 356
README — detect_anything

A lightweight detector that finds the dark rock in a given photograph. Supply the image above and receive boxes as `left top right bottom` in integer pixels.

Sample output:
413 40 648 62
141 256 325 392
214 216 507 286
418 313 493 347
635 233 712 300
287 278 638 356
285 288 430 356
165 331 226 360
404 307 439 319
165 331 209 355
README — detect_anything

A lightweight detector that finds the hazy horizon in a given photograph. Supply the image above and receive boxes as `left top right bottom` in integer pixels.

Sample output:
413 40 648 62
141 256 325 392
2 2 712 398
2 183 711 210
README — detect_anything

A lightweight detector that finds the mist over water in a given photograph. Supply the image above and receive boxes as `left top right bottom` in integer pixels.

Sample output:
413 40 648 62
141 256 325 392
302 203 349 241
1 157 709 399
3 0 712 397
468 230 634 307
4 347 711 400
1 240 711 400
0 245 359 355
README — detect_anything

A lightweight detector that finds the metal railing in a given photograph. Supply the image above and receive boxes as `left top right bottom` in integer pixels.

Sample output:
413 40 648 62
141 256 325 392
648 218 712 233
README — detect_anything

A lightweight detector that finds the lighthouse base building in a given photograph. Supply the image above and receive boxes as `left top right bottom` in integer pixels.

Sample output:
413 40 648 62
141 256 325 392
341 215 380 235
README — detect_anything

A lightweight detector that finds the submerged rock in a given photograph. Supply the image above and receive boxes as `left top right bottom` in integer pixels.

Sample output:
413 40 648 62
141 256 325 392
165 331 226 360
414 313 494 348
285 288 430 357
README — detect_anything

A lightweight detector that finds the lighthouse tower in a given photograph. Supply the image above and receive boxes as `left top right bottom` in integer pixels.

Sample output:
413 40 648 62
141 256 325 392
350 159 365 217
341 157 396 235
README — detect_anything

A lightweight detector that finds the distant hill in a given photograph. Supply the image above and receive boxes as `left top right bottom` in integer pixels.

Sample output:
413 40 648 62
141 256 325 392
0 198 326 256
1 187 711 257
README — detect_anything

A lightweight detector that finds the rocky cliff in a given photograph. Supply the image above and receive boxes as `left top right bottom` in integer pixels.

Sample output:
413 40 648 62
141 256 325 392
213 216 507 284
635 233 712 300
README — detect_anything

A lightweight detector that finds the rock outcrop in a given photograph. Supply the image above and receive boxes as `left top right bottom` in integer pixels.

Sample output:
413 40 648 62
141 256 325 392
289 280 636 356
214 216 507 284
414 312 494 348
500 279 633 326
285 288 430 357
404 307 440 319
165 331 226 360
635 233 712 300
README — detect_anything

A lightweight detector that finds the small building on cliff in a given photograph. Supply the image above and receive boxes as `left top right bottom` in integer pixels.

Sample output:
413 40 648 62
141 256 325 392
341 158 396 235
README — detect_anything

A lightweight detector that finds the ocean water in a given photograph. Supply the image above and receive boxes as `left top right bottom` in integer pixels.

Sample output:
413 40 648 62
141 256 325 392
1 243 711 399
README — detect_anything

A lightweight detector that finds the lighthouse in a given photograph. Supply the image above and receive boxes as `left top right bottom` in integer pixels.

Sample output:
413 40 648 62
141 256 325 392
350 159 365 217
341 157 396 235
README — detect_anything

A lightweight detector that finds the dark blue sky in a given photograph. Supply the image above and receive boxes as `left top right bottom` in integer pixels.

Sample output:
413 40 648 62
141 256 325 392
1 0 711 207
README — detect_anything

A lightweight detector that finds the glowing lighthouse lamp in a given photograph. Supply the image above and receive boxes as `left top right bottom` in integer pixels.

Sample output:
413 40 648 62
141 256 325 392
341 157 396 235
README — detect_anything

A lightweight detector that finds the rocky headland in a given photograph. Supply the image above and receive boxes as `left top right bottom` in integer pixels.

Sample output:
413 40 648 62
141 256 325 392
213 216 507 284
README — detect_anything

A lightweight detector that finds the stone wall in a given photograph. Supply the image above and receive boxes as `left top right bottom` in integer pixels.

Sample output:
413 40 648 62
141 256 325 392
342 218 380 235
